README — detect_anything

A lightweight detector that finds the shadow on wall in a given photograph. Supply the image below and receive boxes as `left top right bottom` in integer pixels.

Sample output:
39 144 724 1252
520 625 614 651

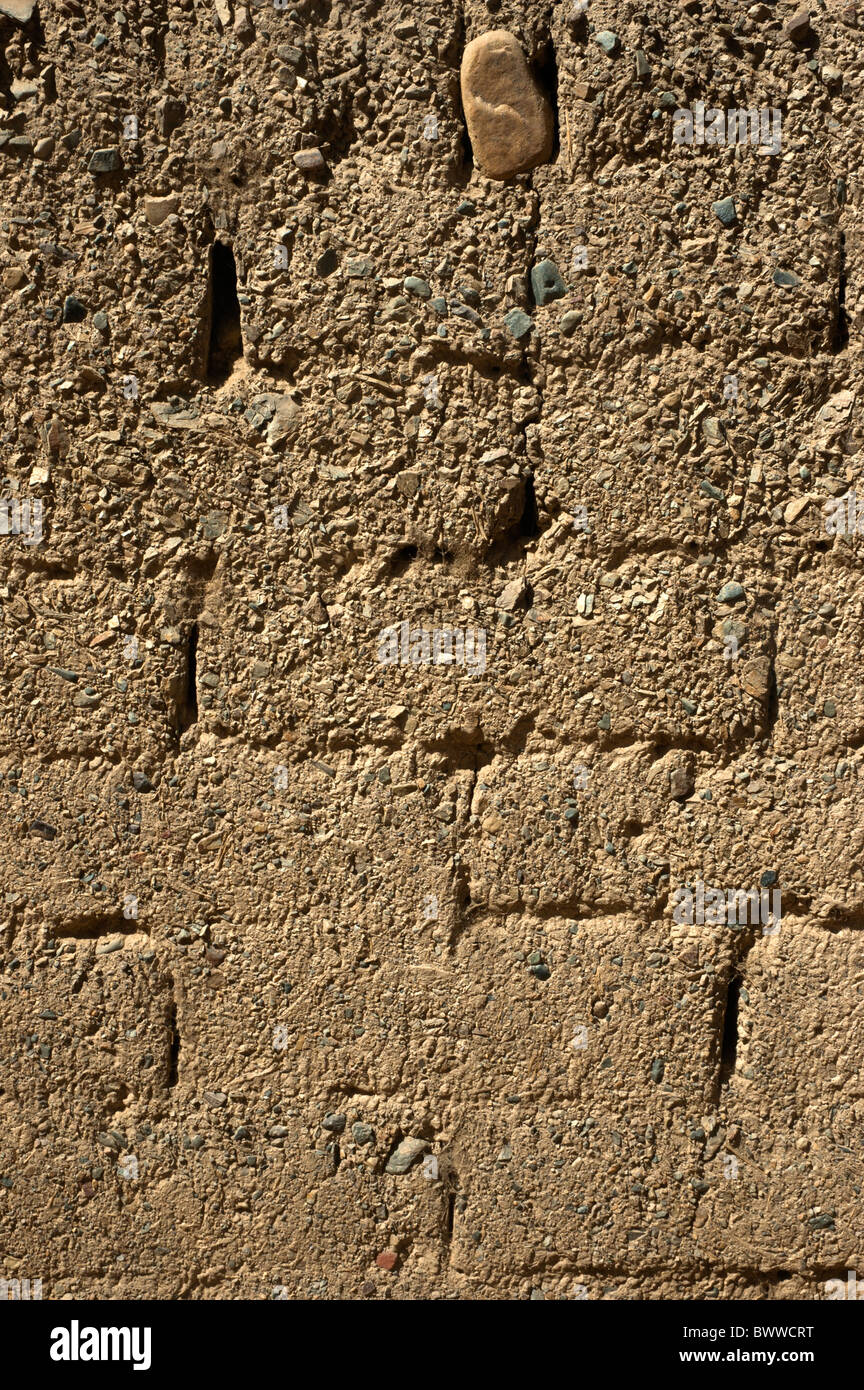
205 241 243 382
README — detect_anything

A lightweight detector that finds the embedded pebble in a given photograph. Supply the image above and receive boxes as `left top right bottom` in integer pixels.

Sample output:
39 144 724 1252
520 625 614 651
460 30 553 180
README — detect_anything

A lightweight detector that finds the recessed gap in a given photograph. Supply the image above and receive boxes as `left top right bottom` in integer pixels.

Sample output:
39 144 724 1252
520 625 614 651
535 36 559 160
454 10 473 173
765 660 779 732
719 975 741 1085
446 1192 456 1241
167 1001 180 1088
389 544 418 577
179 623 199 732
519 474 539 538
206 241 242 382
54 912 143 939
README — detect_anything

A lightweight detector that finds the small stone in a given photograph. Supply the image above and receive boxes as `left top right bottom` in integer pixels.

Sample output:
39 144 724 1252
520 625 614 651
530 258 566 307
29 820 56 840
6 136 32 158
560 310 581 335
741 657 773 700
634 49 651 78
503 308 532 339
396 470 420 498
62 295 87 323
784 496 810 525
651 1058 665 1083
385 1136 427 1174
203 1091 227 1108
760 870 778 888
132 771 154 793
773 269 800 288
93 311 108 330
0 1 37 20
809 1213 834 1230
352 1122 375 1145
670 768 694 800
460 30 553 180
594 29 620 54
154 96 186 137
322 1112 346 1133
784 8 811 40
716 581 745 603
293 147 326 173
234 5 254 42
375 1250 398 1270
821 65 843 85
700 479 725 502
450 302 480 324
497 577 527 611
88 147 121 174
143 194 180 226
265 395 302 447
711 196 737 227
33 136 54 161
403 275 431 299
345 256 373 278
531 963 551 980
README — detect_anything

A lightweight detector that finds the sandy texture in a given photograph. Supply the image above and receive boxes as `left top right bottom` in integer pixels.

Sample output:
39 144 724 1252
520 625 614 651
0 0 862 1301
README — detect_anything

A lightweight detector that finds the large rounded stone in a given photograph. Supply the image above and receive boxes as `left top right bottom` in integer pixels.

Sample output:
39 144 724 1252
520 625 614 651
460 30 554 181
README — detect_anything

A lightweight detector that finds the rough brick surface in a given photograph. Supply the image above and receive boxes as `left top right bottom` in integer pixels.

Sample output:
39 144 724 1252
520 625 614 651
0 0 862 1301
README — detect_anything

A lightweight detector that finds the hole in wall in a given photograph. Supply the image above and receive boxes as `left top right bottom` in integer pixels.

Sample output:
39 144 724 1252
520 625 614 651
446 1191 457 1239
535 36 559 160
389 544 418 577
719 974 741 1084
519 474 540 538
167 1001 180 1088
206 241 243 382
179 623 199 732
